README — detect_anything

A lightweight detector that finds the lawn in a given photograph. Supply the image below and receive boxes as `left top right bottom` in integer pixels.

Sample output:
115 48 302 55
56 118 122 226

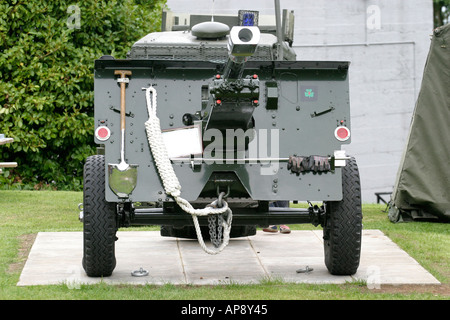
0 190 448 301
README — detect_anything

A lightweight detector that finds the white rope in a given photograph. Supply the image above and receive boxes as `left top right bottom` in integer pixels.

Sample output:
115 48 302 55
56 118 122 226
143 86 232 254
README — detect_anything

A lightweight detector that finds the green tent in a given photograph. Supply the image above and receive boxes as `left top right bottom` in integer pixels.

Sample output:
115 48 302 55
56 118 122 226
389 23 450 222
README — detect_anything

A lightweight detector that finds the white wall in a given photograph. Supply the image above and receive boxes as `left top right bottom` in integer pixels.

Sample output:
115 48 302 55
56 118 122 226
167 0 434 203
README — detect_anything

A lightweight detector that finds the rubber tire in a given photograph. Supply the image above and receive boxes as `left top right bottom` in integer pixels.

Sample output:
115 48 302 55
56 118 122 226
323 157 362 275
82 155 117 277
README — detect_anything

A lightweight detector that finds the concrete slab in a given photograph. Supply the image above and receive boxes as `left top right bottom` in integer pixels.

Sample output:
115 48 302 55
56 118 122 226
17 229 440 287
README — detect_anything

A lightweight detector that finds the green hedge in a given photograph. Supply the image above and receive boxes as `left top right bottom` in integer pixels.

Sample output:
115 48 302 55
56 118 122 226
0 0 165 190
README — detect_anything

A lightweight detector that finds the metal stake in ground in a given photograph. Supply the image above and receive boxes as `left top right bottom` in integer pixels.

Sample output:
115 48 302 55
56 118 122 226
131 267 149 277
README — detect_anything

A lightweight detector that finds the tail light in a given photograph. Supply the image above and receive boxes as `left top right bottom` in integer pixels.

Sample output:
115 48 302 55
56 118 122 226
95 126 111 141
334 126 350 141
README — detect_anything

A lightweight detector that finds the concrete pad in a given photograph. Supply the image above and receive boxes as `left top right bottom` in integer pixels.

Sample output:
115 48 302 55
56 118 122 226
17 229 440 287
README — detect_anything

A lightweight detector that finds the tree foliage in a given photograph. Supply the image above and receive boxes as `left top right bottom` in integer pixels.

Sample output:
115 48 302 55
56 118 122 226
0 0 166 190
434 0 450 27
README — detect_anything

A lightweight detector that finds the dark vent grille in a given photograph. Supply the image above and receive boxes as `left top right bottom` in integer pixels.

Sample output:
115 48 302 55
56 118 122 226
130 44 273 61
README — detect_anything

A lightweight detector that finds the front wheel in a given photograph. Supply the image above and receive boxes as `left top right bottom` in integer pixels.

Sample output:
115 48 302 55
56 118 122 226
82 155 117 277
323 157 362 275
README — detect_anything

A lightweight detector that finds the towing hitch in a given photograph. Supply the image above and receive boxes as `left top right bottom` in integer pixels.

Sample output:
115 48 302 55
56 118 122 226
308 202 326 227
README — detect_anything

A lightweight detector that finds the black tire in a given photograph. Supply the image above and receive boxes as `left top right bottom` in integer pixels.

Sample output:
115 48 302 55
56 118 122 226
323 157 362 275
82 155 117 277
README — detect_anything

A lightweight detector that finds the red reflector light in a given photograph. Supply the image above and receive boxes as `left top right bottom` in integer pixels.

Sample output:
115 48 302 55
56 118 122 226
95 126 111 141
334 126 350 141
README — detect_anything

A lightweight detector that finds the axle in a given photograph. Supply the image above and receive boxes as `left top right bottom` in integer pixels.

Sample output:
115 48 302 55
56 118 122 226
125 206 325 228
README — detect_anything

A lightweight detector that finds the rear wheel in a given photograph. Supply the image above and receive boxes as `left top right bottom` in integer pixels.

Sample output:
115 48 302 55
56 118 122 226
82 155 117 277
323 157 362 275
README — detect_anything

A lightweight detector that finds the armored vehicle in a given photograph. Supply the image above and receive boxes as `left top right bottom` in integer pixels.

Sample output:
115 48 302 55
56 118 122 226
81 1 362 277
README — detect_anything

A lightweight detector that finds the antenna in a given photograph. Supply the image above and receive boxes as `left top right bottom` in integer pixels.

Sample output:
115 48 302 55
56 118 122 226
274 0 283 60
211 0 215 22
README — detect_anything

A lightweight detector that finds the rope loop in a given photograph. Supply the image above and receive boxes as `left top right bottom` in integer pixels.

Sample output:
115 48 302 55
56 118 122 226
143 86 232 254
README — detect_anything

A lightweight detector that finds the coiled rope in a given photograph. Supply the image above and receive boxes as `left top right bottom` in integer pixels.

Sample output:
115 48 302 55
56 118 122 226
143 86 232 254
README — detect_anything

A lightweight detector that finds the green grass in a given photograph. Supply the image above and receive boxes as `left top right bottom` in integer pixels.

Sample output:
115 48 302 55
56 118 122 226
0 190 449 300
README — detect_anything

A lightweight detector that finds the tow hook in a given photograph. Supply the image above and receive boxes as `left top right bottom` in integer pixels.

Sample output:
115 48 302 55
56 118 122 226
308 202 325 227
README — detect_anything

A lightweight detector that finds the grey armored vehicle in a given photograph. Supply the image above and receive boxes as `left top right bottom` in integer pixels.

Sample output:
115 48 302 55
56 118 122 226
82 1 362 277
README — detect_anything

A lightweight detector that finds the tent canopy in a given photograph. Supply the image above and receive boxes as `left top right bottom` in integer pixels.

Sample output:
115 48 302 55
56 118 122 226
389 23 450 222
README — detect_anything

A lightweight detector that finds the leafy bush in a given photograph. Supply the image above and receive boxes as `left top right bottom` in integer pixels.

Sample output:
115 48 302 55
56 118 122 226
0 0 166 190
